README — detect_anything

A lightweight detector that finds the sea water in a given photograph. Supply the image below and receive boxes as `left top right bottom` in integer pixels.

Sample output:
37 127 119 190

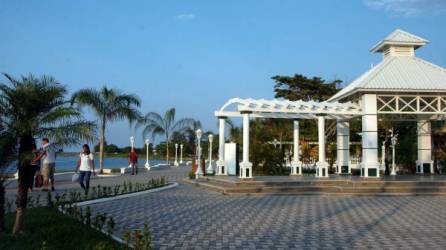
4 156 167 173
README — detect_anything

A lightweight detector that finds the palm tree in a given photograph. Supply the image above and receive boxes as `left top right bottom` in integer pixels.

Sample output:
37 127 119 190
0 124 15 234
71 87 141 173
225 119 242 143
0 73 95 235
184 120 202 145
138 108 194 164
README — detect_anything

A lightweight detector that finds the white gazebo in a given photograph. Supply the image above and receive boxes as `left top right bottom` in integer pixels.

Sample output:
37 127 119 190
215 29 446 179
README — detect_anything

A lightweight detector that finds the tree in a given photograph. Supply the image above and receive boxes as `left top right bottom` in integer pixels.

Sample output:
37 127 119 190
71 87 141 173
0 73 95 234
272 74 341 101
0 124 16 234
138 108 194 164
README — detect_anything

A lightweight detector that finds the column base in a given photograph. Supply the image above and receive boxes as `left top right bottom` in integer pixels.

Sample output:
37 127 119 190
290 161 302 176
316 161 329 178
336 162 350 174
216 160 227 175
174 161 179 167
145 163 151 171
416 160 434 174
206 161 214 175
361 162 380 178
239 161 253 179
195 162 203 178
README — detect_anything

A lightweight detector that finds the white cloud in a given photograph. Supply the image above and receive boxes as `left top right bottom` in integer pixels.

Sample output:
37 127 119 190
176 14 196 21
364 0 446 17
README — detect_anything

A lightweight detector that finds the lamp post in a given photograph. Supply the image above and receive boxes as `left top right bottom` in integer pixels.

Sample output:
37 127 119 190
145 139 150 170
195 129 203 178
206 134 214 174
381 140 385 173
180 144 183 164
390 130 398 176
174 143 179 167
130 136 135 151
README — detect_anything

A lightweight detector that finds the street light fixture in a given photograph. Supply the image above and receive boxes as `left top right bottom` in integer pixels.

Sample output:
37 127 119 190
195 129 203 178
145 139 151 170
206 134 214 174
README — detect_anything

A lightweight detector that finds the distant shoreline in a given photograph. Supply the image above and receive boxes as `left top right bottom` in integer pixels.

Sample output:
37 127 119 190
58 152 191 161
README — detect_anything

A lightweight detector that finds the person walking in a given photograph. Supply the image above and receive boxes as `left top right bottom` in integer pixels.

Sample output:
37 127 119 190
40 138 56 191
29 145 42 191
129 148 138 175
75 144 95 194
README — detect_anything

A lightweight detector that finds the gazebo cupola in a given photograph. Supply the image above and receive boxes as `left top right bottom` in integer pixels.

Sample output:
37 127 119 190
370 29 428 58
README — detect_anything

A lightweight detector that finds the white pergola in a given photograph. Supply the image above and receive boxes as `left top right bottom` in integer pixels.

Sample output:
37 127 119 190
215 29 446 179
215 98 361 178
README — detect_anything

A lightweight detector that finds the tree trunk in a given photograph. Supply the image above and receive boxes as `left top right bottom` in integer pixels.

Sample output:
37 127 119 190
13 166 29 235
0 181 5 234
99 119 106 174
13 134 33 235
12 208 24 235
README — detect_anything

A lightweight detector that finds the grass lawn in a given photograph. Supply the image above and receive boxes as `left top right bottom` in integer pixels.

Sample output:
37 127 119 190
0 207 127 250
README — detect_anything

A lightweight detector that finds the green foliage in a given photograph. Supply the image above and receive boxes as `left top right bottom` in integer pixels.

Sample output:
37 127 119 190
272 74 341 101
0 73 96 165
0 207 126 249
122 225 152 250
189 171 196 179
137 108 195 163
71 86 142 172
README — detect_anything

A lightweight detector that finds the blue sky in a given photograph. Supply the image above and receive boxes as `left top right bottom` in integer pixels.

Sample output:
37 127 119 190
1 0 446 149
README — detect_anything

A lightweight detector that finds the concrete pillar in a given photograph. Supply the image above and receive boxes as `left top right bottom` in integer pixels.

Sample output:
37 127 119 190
239 112 252 178
316 116 329 177
216 117 227 175
361 94 380 177
336 120 350 174
291 120 302 175
416 120 433 174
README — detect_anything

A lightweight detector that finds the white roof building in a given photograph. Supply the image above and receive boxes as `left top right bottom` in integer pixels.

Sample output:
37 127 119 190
213 29 446 179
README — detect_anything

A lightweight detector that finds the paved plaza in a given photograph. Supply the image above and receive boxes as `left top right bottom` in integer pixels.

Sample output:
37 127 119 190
5 167 446 249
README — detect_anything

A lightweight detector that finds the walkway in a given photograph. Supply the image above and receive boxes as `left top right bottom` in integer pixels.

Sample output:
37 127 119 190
86 170 446 249
6 167 446 249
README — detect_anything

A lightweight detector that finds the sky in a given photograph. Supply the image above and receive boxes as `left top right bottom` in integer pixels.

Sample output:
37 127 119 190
1 0 446 149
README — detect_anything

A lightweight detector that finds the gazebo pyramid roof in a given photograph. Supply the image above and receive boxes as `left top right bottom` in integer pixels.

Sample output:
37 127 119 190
329 30 446 102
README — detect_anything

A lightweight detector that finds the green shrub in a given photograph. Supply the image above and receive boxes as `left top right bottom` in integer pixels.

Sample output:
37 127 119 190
189 171 196 179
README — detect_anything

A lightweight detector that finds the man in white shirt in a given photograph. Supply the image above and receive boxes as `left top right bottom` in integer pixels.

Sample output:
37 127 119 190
40 138 56 191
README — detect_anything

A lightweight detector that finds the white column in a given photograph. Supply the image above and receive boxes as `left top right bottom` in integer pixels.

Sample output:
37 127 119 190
180 144 183 164
316 116 329 177
239 112 252 178
416 120 433 174
336 120 350 174
290 120 302 175
216 117 227 175
174 143 179 166
361 94 380 177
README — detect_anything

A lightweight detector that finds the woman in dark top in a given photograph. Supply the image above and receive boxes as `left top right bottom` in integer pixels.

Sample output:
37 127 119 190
29 146 41 191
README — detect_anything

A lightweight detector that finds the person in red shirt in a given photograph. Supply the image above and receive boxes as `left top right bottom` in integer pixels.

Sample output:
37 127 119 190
129 148 138 175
